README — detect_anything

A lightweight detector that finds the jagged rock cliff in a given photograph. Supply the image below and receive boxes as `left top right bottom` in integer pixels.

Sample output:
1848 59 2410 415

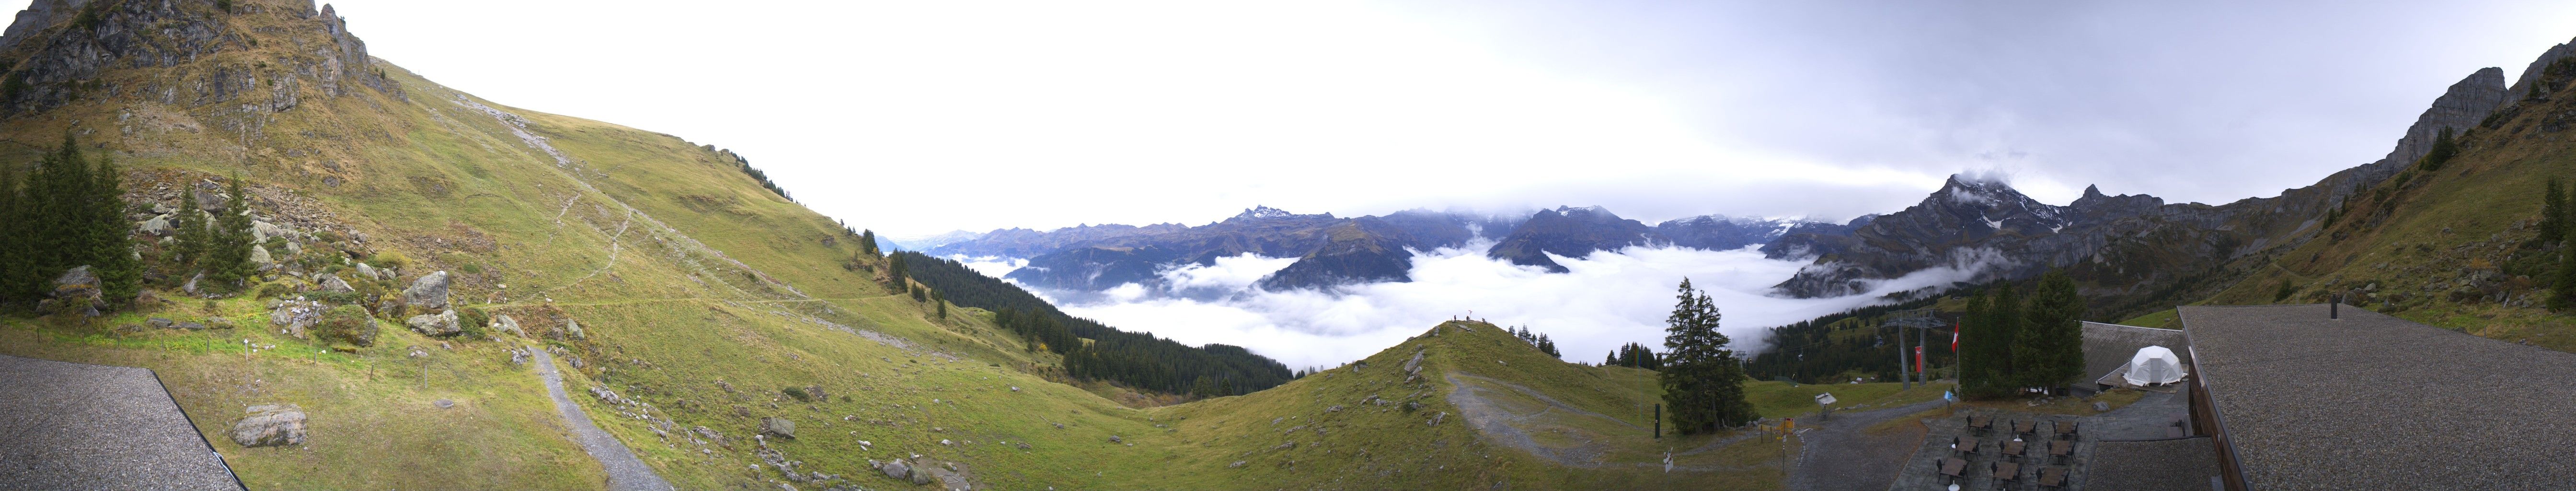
0 0 397 117
1769 66 2517 309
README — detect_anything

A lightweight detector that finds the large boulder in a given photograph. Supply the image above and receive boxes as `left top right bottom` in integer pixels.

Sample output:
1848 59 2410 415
877 459 911 481
560 318 586 340
490 315 524 337
270 300 322 339
230 404 308 448
403 271 450 308
405 310 462 337
249 246 274 269
320 275 355 293
354 262 380 281
136 215 174 236
760 417 796 439
47 266 102 317
252 220 290 243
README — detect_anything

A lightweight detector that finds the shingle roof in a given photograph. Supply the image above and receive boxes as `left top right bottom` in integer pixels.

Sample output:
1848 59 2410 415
2180 304 2576 490
2087 437 2221 491
2081 321 2188 386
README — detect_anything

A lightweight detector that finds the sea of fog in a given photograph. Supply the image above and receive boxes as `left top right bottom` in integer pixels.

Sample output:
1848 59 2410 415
956 240 1988 371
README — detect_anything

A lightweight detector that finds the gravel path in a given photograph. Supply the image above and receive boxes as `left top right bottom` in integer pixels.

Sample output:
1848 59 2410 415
1785 399 1944 491
0 354 241 490
1444 372 1643 468
530 349 673 491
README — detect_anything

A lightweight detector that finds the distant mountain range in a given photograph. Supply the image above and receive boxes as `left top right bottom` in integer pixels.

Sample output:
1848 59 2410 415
924 206 1846 292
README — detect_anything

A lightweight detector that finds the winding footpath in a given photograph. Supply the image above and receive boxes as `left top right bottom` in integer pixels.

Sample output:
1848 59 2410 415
530 349 674 491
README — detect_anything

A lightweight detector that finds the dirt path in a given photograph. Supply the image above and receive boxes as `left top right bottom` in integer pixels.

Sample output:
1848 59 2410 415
1785 399 1944 491
1444 373 1642 468
530 350 673 491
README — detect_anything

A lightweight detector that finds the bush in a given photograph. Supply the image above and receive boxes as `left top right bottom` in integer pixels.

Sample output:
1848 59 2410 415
254 282 293 300
317 305 379 347
459 262 483 274
369 250 413 269
782 386 812 402
456 306 490 337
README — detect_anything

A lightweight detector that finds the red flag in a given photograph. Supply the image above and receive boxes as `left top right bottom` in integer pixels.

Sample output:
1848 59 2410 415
1915 346 1925 373
1950 322 1960 351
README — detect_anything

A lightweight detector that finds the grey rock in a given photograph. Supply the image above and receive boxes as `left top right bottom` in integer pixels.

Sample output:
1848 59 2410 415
252 220 289 243
147 317 174 329
491 315 523 337
1230 460 1247 468
878 459 911 481
183 272 202 295
1108 435 1122 444
405 309 462 337
2093 401 2111 412
760 417 796 439
561 318 585 339
270 300 322 339
402 270 450 308
320 275 355 293
137 215 174 236
354 262 380 281
249 245 274 268
230 404 308 448
206 317 234 330
176 321 206 330
283 241 301 256
1403 350 1424 374
434 399 455 409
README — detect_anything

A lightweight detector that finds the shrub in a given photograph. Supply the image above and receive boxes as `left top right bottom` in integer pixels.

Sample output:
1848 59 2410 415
317 305 378 347
459 262 483 274
456 306 490 336
369 250 412 269
782 386 812 402
254 282 293 300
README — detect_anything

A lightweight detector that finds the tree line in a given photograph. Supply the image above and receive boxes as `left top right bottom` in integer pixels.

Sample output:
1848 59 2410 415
0 135 145 312
1506 325 1561 358
891 251 1294 396
1745 295 1946 384
1956 270 2086 398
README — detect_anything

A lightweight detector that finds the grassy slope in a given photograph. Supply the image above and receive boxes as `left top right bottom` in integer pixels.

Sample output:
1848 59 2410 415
2191 88 2576 354
0 1 1825 490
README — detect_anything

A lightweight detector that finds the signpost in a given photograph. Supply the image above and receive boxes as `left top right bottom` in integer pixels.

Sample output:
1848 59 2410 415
1815 393 1838 421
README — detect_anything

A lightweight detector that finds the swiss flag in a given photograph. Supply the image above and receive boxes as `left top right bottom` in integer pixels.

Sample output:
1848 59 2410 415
1951 323 1960 351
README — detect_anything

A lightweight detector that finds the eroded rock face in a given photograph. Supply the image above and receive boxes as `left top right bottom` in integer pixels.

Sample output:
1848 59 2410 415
760 417 796 439
270 300 322 339
403 271 450 308
230 404 308 448
404 309 460 337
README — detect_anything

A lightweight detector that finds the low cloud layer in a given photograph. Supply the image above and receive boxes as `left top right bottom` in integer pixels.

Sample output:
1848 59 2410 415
962 241 1992 370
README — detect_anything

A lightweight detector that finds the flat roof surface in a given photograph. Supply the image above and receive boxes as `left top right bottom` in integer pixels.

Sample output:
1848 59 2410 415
2180 304 2576 490
0 354 242 491
2088 437 2220 491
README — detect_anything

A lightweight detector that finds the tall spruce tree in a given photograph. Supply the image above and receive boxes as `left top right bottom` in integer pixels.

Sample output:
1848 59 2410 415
2016 270 2086 392
0 164 23 305
1659 278 1754 434
203 174 256 291
2545 177 2566 243
88 155 139 306
2555 224 2576 311
859 229 880 257
172 186 207 268
1961 283 2025 397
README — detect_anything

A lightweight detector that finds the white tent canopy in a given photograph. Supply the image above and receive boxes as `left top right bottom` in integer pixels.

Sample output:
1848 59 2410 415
2124 345 2186 386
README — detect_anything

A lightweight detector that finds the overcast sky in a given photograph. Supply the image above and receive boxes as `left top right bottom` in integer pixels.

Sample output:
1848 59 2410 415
276 0 2576 237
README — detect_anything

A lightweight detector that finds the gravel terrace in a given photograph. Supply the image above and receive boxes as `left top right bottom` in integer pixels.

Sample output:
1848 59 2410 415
0 354 242 490
530 349 674 491
1785 399 1944 491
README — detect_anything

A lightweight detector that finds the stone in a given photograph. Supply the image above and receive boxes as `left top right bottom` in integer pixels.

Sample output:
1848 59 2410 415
761 417 796 439
355 262 380 281
1327 405 1343 412
491 315 524 337
207 317 235 330
230 404 308 448
49 266 101 316
183 272 202 295
403 271 451 308
252 220 290 243
878 459 911 481
1428 411 1446 426
148 317 174 329
270 301 321 339
405 310 462 337
1108 435 1122 444
1229 460 1247 468
320 275 355 293
137 215 174 236
561 318 585 339
1403 350 1424 374
249 245 274 269
2093 401 2111 412
176 321 206 330
283 241 302 256
434 399 455 409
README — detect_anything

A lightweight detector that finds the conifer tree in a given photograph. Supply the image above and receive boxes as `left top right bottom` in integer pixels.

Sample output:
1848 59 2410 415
860 229 880 257
932 290 947 319
1659 278 1754 434
2016 270 2086 393
88 155 139 306
2544 177 2566 243
2419 128 2459 171
2553 225 2576 311
0 164 24 305
172 185 206 267
203 174 256 291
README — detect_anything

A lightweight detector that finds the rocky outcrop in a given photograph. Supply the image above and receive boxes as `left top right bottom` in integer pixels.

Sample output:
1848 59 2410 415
490 314 522 337
760 417 796 439
319 275 354 293
270 299 322 339
229 404 307 448
1485 206 1660 273
0 0 87 51
2509 37 2576 102
41 265 100 316
0 0 398 117
402 271 450 308
405 309 460 337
